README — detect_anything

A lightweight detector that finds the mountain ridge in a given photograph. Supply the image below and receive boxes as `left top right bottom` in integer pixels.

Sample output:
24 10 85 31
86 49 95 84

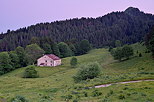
0 7 154 51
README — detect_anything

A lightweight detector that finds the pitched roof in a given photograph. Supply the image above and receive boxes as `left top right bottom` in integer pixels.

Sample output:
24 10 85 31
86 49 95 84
46 54 60 60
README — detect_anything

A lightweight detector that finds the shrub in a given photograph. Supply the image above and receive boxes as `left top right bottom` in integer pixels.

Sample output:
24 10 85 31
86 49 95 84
108 47 113 52
83 92 88 97
73 62 101 82
101 98 110 102
23 66 39 78
70 57 78 67
111 45 134 61
139 53 142 57
65 95 73 100
92 90 102 97
145 27 154 57
123 87 129 90
41 95 50 99
110 90 114 94
73 99 78 102
141 93 146 96
10 95 29 102
122 45 134 59
118 94 125 99
71 91 79 95
111 47 123 61
48 88 58 93
127 93 131 96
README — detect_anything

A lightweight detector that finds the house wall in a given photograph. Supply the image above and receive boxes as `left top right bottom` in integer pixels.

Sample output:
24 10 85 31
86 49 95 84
37 55 61 67
37 55 54 66
53 60 61 66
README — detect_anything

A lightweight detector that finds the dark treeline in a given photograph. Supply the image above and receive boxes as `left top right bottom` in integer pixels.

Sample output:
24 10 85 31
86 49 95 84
145 26 154 57
0 39 91 75
1 7 154 51
30 37 91 57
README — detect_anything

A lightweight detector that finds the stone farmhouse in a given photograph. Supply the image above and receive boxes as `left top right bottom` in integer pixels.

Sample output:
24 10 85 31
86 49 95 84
37 54 61 67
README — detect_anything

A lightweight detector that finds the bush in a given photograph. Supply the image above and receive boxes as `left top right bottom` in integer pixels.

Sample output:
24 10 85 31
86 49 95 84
122 45 134 59
70 57 78 67
108 47 113 52
65 95 73 100
101 98 110 102
73 99 78 102
111 47 123 61
92 90 102 97
118 94 125 99
73 62 101 82
23 66 39 78
10 95 29 102
111 45 134 61
83 92 88 97
139 53 142 57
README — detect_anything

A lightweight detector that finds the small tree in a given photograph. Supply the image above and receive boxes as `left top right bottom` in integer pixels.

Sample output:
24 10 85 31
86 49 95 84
58 42 72 58
115 40 122 47
111 45 134 61
80 40 91 54
9 51 20 68
112 47 124 61
73 62 101 82
52 43 60 57
41 43 52 54
108 47 113 52
69 43 76 56
145 26 154 57
0 52 13 75
139 53 142 57
25 44 45 64
70 57 78 67
30 37 40 45
122 45 134 59
15 46 27 67
10 95 29 102
23 66 38 78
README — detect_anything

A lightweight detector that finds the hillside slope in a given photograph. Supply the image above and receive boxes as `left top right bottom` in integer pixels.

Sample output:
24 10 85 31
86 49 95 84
1 7 154 51
0 43 154 102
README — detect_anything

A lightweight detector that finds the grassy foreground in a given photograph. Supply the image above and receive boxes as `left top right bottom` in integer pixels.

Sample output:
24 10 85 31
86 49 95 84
0 43 154 102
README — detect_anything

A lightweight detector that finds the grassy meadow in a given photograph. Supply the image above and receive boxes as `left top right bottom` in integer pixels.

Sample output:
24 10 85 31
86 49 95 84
0 43 154 102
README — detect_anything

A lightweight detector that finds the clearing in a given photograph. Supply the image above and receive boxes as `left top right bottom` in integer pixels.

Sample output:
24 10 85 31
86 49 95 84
0 43 154 102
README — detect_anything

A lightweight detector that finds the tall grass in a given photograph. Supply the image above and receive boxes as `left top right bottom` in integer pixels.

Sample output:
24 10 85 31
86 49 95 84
0 43 153 101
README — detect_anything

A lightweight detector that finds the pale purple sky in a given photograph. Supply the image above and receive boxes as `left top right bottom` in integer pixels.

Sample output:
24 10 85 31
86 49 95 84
0 0 154 33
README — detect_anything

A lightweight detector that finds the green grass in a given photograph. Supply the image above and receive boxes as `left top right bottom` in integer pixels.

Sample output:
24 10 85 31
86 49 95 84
0 43 154 102
71 81 154 102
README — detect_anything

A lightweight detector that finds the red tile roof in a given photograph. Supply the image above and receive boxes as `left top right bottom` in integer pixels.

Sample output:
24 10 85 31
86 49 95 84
46 54 60 60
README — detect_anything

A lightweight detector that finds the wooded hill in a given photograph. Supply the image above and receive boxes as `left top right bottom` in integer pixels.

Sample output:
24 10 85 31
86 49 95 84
0 7 154 51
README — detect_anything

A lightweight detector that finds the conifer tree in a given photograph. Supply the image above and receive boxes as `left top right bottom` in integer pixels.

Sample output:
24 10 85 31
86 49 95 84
9 51 20 68
15 46 27 67
42 43 52 54
69 43 76 56
58 42 72 58
122 45 134 59
80 40 91 54
0 52 12 74
25 44 45 64
145 27 154 57
52 43 60 57
70 57 77 67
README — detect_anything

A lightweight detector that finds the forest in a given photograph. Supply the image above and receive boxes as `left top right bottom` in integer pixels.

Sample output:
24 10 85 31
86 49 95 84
0 7 154 51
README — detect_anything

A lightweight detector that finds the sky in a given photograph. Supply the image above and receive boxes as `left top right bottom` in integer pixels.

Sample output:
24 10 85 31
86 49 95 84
0 0 154 33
